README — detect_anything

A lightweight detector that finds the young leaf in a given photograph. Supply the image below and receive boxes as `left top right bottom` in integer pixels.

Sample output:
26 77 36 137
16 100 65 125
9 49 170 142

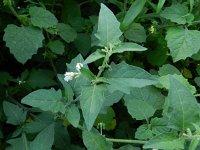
3 101 27 125
29 123 54 150
124 86 165 110
156 0 166 13
121 0 146 30
27 69 56 89
166 28 200 62
94 4 122 47
65 104 80 127
21 89 65 113
158 64 181 76
3 25 44 64
112 42 147 54
143 132 185 149
82 129 112 150
83 50 105 65
167 76 200 131
160 4 189 24
117 145 141 150
29 6 58 28
57 23 77 43
80 84 106 130
124 98 155 120
104 62 158 94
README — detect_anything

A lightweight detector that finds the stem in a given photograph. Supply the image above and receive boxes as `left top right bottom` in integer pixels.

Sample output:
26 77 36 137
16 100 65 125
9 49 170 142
8 4 21 22
96 53 110 78
106 138 147 144
22 133 29 150
50 59 58 76
194 94 200 97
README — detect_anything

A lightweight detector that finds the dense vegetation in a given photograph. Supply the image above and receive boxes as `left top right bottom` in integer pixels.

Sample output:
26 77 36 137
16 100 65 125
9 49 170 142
1 0 200 149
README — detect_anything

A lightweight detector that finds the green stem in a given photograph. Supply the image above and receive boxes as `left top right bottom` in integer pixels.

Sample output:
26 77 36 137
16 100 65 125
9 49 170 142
106 138 147 144
96 53 110 78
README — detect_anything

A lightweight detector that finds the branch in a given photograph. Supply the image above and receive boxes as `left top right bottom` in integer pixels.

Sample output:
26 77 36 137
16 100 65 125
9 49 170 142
106 138 147 144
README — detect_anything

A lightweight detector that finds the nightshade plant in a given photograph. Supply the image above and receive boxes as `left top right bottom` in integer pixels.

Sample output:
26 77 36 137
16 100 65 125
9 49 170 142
1 0 200 149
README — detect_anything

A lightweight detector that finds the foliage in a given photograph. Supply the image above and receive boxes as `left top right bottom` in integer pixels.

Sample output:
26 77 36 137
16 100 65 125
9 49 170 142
1 0 200 150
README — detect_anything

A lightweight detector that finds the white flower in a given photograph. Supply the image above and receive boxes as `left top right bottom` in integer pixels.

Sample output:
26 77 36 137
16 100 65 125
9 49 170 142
76 63 83 72
64 72 74 81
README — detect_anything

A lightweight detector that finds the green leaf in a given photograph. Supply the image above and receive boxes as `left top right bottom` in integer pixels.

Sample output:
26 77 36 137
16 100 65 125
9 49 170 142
124 98 155 120
65 104 80 127
167 76 200 131
121 0 146 30
21 89 65 113
80 84 106 130
124 23 146 43
83 50 105 65
158 74 196 94
82 129 112 150
27 69 56 89
165 27 200 62
57 74 74 102
143 132 185 149
117 145 141 150
57 23 77 43
160 4 189 24
6 135 29 150
54 121 70 150
74 33 91 56
94 4 122 47
67 54 90 95
24 112 54 134
151 117 170 135
194 77 200 87
135 124 153 140
156 0 166 13
104 62 158 94
48 40 65 55
158 64 181 76
3 25 44 64
29 6 58 28
30 123 54 150
124 86 165 110
113 42 147 54
103 91 123 107
3 101 27 125
0 71 12 85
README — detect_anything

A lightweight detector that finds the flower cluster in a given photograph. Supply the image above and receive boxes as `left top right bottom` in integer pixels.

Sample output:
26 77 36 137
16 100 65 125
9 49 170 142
64 63 83 82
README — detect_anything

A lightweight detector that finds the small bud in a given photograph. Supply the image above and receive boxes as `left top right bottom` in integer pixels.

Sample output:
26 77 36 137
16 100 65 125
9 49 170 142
76 63 83 72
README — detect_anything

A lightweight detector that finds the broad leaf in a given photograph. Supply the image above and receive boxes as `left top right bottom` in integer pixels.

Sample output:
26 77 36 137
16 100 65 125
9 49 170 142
112 42 147 54
82 129 112 150
30 123 54 150
29 6 58 28
3 25 44 64
150 117 170 135
65 104 80 127
27 69 56 89
124 86 165 110
0 71 12 85
160 4 190 24
83 50 105 64
103 91 123 108
104 62 158 94
3 101 27 125
158 64 181 76
124 98 155 120
57 23 77 43
48 40 65 55
117 145 141 150
167 76 200 131
124 23 146 43
21 89 65 113
143 132 185 149
95 4 122 47
121 0 146 30
80 84 106 130
158 74 196 94
166 27 200 62
135 124 153 140
6 135 29 150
